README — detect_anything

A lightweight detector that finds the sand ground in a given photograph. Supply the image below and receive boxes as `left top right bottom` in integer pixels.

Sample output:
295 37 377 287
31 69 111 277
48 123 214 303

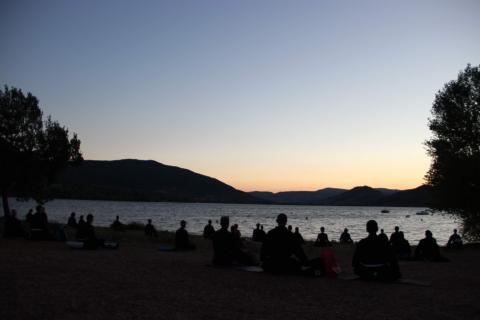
1 229 480 320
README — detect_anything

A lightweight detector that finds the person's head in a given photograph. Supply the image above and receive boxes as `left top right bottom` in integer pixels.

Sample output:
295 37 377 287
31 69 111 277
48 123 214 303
79 215 84 220
344 228 348 233
180 220 186 228
425 230 432 238
320 227 325 233
453 229 457 234
230 225 235 232
276 213 287 226
395 226 399 232
86 214 94 224
399 231 405 239
256 223 260 229
366 220 378 235
116 215 120 221
148 219 152 224
295 227 299 233
220 216 229 228
208 219 212 225
260 225 264 230
70 212 75 217
288 225 292 231
380 228 384 234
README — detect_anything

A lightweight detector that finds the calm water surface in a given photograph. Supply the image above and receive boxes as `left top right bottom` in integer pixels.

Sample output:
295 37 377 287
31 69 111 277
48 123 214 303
10 198 460 244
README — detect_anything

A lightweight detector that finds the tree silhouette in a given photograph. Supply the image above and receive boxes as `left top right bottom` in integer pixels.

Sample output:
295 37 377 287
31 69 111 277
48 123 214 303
0 85 82 216
426 64 480 238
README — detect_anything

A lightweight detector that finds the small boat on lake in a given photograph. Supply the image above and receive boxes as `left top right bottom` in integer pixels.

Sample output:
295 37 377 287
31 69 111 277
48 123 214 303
416 210 430 215
381 209 390 213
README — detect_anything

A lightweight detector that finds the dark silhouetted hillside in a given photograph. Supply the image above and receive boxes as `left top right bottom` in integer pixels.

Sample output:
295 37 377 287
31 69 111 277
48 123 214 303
379 185 432 207
320 186 385 206
249 188 346 204
48 159 265 204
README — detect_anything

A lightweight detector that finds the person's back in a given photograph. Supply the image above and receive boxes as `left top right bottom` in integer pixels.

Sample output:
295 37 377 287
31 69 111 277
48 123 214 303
378 229 389 243
175 220 195 250
213 217 235 265
83 214 104 249
352 220 401 281
111 216 125 231
261 214 307 274
447 229 463 248
293 227 305 245
415 230 448 261
395 232 411 259
315 227 331 247
145 219 157 238
203 220 215 239
67 213 78 228
340 228 353 244
258 226 266 242
252 224 261 242
390 227 401 245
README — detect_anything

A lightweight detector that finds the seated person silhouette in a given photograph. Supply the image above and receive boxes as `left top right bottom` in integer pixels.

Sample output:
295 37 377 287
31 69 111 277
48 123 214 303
111 215 125 231
260 214 308 274
67 212 78 228
414 230 449 262
175 220 195 251
252 223 261 242
25 209 33 225
293 227 305 245
315 227 331 247
352 220 401 281
145 219 158 238
213 216 255 266
203 220 215 239
4 209 25 238
30 205 52 240
389 226 401 245
257 225 266 242
446 229 463 248
394 232 411 260
378 229 389 243
288 225 293 234
340 228 353 244
82 214 106 249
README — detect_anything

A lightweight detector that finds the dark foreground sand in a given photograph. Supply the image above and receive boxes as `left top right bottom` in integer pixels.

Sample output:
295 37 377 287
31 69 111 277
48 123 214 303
2 229 480 320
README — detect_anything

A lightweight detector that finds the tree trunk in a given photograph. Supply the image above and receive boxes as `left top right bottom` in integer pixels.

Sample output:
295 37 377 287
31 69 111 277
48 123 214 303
2 190 10 217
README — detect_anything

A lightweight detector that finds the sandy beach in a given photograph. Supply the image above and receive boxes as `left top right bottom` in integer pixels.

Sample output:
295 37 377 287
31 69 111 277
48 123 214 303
2 228 480 320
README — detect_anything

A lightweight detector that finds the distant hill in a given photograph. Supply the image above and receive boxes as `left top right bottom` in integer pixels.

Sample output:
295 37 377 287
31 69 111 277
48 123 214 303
48 159 265 204
379 185 432 207
249 188 346 204
320 186 385 206
250 186 430 207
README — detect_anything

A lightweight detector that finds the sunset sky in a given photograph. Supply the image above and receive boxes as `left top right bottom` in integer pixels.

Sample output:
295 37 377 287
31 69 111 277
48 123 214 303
2 0 479 192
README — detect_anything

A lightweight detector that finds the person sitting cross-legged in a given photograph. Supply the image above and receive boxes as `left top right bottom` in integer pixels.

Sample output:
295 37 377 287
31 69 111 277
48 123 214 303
315 227 332 247
212 216 255 266
446 229 463 249
203 220 215 239
175 220 196 251
352 220 401 282
145 219 158 238
340 228 353 244
260 214 309 275
414 230 449 262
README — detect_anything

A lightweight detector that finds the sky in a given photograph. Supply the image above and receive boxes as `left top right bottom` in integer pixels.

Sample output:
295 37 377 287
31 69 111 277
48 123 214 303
1 0 479 192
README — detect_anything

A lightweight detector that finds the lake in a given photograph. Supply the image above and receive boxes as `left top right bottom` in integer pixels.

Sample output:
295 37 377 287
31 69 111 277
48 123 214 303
9 198 460 244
